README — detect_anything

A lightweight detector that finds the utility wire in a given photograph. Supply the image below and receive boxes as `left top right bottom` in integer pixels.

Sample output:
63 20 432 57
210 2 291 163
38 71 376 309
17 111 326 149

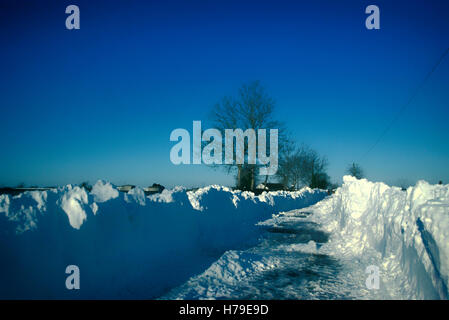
360 46 449 162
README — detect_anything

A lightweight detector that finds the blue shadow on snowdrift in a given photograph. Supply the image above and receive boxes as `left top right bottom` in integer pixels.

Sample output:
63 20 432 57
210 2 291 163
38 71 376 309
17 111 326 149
0 186 326 299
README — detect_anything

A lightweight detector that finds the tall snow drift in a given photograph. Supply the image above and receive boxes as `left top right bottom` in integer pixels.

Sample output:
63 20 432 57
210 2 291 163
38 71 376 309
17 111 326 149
0 182 326 299
301 175 449 299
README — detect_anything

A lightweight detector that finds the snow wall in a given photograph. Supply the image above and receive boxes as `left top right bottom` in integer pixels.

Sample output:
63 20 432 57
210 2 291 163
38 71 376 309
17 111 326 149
0 182 326 299
304 176 449 299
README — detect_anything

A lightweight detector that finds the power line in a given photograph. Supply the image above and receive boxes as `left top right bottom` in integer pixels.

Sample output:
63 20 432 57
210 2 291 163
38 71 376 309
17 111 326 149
360 46 449 162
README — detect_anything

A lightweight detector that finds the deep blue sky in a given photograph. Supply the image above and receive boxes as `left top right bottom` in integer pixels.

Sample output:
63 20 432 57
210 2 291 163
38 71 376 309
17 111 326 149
1 0 448 188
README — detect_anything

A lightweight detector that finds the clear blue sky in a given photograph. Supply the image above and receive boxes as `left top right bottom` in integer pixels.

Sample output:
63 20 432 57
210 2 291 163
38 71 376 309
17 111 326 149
1 0 448 188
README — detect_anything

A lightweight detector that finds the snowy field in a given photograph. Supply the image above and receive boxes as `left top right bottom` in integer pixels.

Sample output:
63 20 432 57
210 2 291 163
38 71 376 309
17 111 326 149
1 177 448 299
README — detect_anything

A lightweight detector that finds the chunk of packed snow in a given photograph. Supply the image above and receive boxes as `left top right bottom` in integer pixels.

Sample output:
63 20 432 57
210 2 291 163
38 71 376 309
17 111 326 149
90 180 119 203
0 190 52 234
147 186 184 203
124 187 146 206
90 202 98 215
58 186 89 229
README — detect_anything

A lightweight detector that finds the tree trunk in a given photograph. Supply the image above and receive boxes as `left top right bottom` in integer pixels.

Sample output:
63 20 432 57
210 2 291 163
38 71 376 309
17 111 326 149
250 166 255 191
237 165 242 189
310 159 315 188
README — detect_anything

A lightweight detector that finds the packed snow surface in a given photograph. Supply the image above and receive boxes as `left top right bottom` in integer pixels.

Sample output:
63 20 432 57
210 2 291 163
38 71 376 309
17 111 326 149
165 176 449 300
0 183 325 299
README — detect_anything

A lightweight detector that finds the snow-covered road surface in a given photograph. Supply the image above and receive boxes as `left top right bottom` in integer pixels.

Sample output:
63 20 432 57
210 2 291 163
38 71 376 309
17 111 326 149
163 211 385 300
166 176 449 300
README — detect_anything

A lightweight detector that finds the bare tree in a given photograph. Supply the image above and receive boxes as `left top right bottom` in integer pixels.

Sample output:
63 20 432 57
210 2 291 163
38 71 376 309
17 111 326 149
347 162 364 179
276 139 298 188
79 181 92 192
210 81 287 190
278 144 330 190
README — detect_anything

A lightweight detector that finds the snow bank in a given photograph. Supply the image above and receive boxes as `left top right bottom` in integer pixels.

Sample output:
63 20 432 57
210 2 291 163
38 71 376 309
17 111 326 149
0 182 326 299
91 180 119 203
59 186 89 229
299 175 449 299
165 250 283 299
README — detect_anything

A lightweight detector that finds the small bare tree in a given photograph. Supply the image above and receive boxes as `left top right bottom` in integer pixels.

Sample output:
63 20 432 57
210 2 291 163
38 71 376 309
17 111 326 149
347 162 364 179
278 144 330 190
79 181 92 192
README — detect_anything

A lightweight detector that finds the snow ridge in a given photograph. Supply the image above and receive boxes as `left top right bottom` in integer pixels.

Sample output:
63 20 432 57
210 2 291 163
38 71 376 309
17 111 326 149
0 182 326 299
301 175 449 299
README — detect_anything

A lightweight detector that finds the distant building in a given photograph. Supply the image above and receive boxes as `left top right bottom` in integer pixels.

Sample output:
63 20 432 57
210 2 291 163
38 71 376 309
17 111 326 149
0 187 54 196
116 184 165 194
117 185 135 192
144 183 165 195
255 183 286 194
